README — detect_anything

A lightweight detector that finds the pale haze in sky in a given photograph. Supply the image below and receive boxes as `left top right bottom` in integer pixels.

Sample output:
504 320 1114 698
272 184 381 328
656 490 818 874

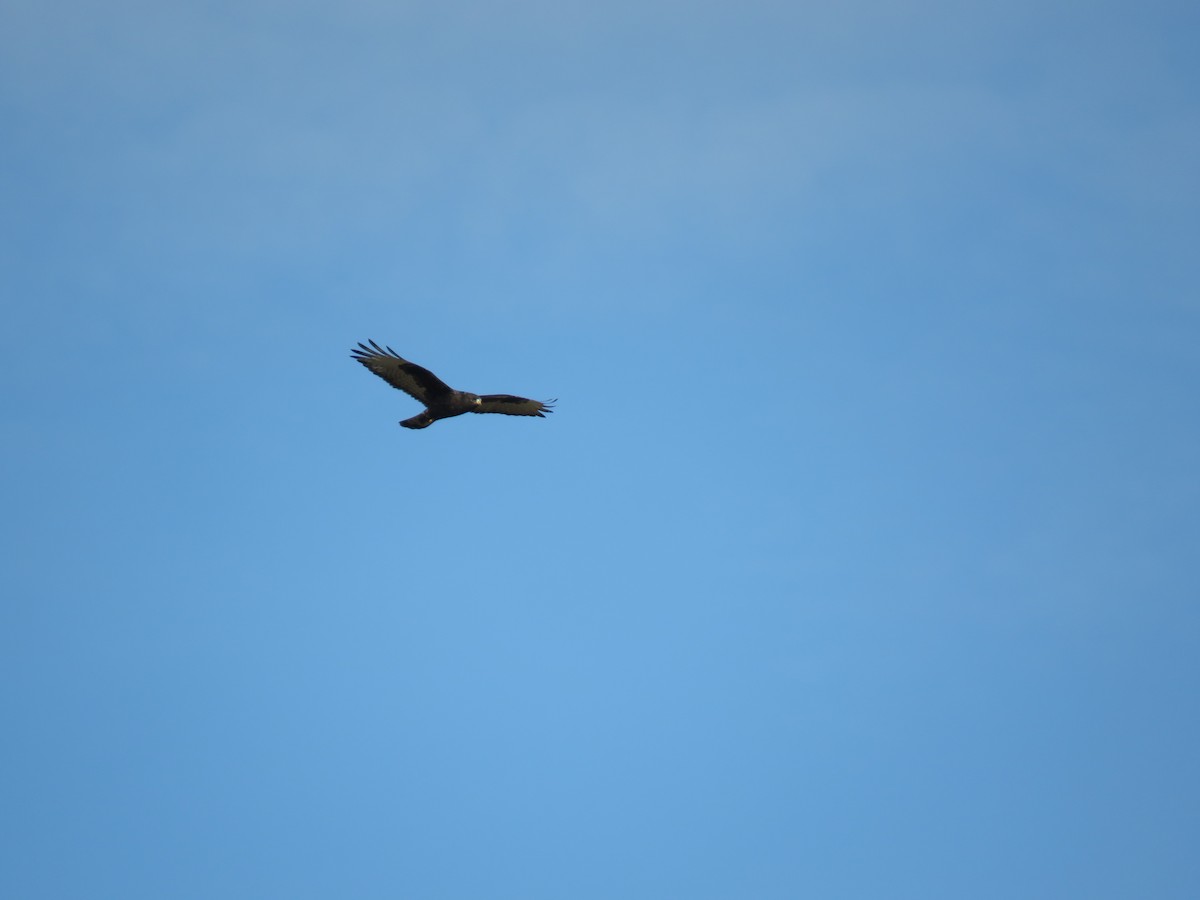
3 2 1198 898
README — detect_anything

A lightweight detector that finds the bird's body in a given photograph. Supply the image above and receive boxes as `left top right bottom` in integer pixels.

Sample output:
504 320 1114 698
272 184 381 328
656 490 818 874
351 340 555 429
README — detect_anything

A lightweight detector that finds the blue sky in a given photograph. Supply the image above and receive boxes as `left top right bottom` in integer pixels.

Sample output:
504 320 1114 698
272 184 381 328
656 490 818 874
3 1 1198 897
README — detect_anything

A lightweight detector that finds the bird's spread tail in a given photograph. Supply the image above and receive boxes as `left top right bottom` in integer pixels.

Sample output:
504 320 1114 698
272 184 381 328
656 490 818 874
400 412 434 429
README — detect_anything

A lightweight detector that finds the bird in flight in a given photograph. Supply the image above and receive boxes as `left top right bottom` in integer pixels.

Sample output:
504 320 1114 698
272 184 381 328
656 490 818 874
351 340 556 430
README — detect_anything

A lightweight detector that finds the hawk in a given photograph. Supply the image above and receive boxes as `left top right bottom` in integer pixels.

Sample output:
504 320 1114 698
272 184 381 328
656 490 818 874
351 340 556 430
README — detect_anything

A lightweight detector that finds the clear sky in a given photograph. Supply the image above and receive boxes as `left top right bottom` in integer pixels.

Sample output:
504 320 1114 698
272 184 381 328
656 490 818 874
3 2 1198 898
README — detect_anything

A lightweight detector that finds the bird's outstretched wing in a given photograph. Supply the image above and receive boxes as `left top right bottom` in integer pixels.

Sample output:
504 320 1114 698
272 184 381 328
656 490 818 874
476 395 556 417
350 340 454 403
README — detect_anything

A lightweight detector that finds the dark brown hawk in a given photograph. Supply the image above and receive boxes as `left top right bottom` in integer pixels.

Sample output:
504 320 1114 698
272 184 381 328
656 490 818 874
351 340 556 430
